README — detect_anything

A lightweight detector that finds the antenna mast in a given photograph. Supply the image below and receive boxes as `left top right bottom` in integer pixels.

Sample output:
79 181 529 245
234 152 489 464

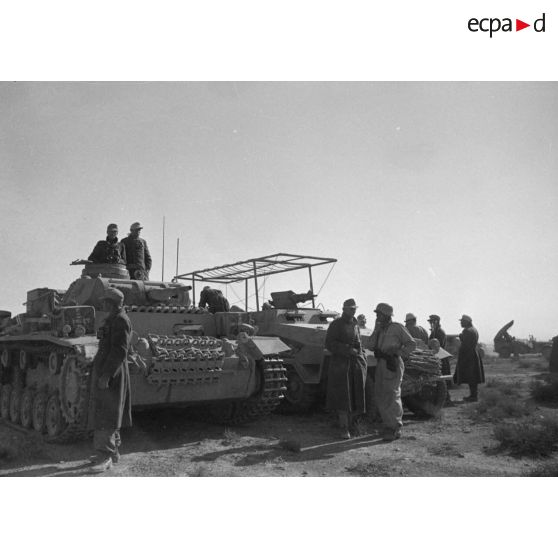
175 238 180 279
161 216 166 281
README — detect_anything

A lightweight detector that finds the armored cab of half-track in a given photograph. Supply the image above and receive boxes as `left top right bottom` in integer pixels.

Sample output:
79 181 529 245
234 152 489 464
0 262 288 442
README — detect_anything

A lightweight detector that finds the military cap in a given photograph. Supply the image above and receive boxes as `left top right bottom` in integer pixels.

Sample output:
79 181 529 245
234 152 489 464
106 223 118 232
130 222 143 231
343 298 357 308
405 313 417 322
374 303 393 316
428 314 441 322
460 314 473 323
100 287 125 306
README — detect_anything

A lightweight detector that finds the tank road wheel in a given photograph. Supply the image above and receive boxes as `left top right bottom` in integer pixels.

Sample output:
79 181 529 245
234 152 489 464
9 388 23 424
403 380 447 418
1 384 13 420
59 356 91 425
45 393 69 439
32 392 48 433
48 351 61 375
20 389 35 429
281 366 320 413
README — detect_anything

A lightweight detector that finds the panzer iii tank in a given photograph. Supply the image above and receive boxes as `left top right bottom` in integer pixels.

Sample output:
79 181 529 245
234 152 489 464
0 262 288 442
176 253 451 417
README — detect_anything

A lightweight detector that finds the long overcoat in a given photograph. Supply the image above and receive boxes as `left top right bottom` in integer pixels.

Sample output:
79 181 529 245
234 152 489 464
93 308 133 430
454 325 485 385
325 315 367 413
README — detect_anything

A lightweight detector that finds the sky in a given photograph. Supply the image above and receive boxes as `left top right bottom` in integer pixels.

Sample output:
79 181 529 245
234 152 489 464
1 81 557 342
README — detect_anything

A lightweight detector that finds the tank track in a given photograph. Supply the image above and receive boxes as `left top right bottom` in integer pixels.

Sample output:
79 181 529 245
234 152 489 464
194 356 287 425
0 341 94 444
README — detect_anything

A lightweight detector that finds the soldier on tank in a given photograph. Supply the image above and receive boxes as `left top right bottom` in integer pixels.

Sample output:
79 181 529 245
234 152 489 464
88 287 132 473
198 286 230 313
88 223 127 265
122 222 152 280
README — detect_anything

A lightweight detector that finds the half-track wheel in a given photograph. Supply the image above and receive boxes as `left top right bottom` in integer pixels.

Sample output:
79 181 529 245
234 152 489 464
403 380 447 418
9 388 23 424
281 366 320 413
45 393 69 439
0 384 13 420
20 389 35 429
32 392 48 433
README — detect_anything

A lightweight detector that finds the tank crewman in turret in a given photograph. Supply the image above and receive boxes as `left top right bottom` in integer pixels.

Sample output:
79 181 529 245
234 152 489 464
88 223 127 265
122 222 152 280
198 286 231 313
88 287 132 473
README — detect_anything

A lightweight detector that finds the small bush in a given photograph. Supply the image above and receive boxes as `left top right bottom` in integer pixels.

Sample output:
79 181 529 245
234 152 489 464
494 416 558 457
475 383 531 421
530 377 558 404
527 462 558 476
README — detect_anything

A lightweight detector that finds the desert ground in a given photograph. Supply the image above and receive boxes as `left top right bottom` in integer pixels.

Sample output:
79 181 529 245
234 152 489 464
1 355 557 477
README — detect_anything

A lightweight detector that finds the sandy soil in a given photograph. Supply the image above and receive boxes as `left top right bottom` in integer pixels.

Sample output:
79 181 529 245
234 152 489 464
1 356 556 477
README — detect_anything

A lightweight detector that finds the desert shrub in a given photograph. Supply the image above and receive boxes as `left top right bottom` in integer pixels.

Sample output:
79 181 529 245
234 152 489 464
485 378 523 396
530 377 558 404
493 416 558 457
475 382 531 420
527 462 558 476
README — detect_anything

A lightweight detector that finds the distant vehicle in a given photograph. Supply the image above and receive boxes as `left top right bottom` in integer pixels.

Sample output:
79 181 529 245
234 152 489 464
493 320 552 360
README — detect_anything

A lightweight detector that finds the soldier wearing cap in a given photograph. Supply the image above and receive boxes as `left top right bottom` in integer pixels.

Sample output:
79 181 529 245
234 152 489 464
454 314 485 402
89 287 132 473
356 314 367 329
324 298 368 439
404 313 429 344
122 222 152 280
365 303 416 441
428 314 453 404
88 223 127 265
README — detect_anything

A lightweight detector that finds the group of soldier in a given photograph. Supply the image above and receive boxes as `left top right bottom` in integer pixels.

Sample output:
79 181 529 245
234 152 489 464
89 222 152 280
326 300 485 441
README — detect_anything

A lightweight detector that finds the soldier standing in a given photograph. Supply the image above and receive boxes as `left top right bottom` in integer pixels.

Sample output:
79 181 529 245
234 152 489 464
88 223 127 265
366 303 416 441
89 287 133 473
325 298 368 440
122 222 152 280
404 313 429 344
454 314 485 402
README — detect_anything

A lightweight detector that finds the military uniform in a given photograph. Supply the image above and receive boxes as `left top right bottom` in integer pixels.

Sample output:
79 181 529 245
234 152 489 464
454 320 485 400
199 288 230 313
325 315 367 414
122 235 152 280
88 237 127 265
93 307 133 459
367 310 416 435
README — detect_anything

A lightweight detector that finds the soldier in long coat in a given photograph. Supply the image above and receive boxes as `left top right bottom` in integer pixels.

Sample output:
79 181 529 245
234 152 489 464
454 314 485 402
89 287 133 472
325 298 367 439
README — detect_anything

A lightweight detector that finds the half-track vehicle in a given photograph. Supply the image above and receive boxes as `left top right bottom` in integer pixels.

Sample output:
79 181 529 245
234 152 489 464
176 253 452 418
0 262 288 442
494 320 552 360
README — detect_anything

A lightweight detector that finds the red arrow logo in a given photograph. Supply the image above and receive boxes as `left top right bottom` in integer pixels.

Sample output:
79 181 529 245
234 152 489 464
516 19 530 31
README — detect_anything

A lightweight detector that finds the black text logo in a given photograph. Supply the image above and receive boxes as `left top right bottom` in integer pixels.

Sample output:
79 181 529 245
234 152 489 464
468 13 546 37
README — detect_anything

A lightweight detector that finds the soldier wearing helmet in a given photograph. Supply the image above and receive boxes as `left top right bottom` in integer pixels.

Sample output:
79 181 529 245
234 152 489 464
88 287 132 473
122 222 152 280
88 223 127 265
365 303 416 441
